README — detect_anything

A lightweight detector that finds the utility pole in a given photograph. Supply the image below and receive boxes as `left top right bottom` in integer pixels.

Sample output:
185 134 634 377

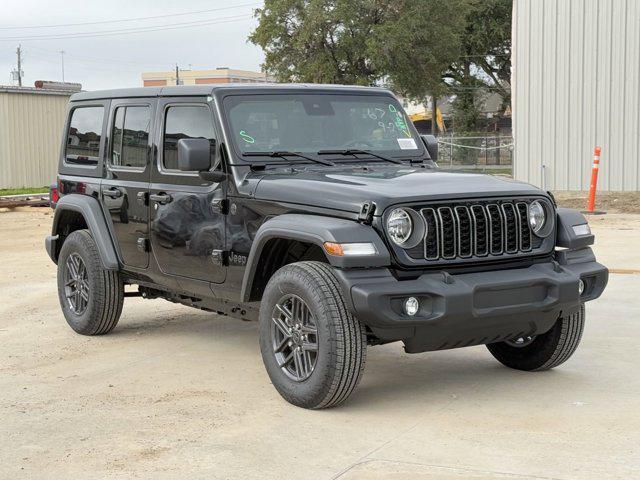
16 45 23 87
175 64 179 85
60 50 65 82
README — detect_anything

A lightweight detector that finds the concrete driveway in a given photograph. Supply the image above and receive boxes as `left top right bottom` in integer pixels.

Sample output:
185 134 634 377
1 208 639 479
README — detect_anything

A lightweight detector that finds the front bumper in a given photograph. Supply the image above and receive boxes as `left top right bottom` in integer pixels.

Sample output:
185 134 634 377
335 248 607 353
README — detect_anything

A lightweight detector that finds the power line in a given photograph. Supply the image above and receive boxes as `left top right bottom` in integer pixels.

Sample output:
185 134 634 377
26 45 168 69
0 14 253 42
24 50 161 74
0 3 259 30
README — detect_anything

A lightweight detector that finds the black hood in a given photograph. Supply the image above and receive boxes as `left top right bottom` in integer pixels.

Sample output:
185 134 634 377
251 164 544 214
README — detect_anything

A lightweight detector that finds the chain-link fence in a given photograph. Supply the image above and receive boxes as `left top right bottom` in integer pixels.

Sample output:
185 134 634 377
435 134 514 174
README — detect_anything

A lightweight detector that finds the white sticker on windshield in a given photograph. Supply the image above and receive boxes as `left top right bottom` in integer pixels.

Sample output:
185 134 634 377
397 138 418 150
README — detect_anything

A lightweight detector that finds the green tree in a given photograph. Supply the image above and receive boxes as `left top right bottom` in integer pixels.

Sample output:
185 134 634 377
447 0 512 131
249 0 387 85
250 0 511 135
370 0 470 133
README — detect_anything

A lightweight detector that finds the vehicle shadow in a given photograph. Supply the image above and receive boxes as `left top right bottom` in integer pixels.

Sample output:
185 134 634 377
109 306 590 410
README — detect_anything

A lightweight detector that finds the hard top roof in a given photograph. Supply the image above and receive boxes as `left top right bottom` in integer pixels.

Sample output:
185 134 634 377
70 83 392 102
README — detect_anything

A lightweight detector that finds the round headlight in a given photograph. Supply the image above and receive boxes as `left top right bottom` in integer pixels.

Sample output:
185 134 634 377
529 200 547 235
387 208 413 245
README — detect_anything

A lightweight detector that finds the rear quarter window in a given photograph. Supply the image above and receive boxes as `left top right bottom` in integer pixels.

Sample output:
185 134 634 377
66 106 105 165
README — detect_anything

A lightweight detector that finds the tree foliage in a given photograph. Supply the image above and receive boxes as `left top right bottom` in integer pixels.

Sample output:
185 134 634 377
371 0 469 102
250 0 386 85
250 0 513 133
447 0 512 129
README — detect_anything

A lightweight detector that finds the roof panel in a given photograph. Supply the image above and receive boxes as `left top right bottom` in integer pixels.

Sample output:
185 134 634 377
70 83 392 102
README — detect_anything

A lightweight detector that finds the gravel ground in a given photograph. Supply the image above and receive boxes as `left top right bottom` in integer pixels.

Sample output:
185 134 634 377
553 191 640 214
1 207 639 480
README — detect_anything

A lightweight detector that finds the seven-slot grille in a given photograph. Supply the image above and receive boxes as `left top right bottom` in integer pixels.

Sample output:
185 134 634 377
418 201 535 261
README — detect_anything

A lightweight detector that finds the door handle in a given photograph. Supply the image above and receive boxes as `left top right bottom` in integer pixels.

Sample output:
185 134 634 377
102 187 122 198
149 193 172 205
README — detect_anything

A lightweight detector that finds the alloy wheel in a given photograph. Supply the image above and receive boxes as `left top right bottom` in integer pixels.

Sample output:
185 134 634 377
270 294 319 381
64 253 89 315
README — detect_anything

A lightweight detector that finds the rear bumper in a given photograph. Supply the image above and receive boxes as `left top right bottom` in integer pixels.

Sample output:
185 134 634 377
45 235 58 264
335 249 607 353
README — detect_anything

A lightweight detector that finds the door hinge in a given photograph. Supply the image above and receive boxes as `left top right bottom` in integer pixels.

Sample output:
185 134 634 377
136 237 149 253
358 201 376 225
211 249 227 266
210 198 229 215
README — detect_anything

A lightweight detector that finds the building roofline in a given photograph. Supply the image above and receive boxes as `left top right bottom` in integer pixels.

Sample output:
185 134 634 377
0 85 75 96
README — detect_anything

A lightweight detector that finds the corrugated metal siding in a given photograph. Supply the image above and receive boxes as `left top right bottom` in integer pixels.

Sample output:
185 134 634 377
0 92 70 189
513 0 640 191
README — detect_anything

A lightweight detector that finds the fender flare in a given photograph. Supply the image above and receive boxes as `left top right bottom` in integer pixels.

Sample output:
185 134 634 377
556 208 595 250
46 194 120 270
240 214 390 302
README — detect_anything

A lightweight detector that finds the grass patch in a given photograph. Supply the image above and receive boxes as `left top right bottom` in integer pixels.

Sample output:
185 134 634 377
0 187 49 196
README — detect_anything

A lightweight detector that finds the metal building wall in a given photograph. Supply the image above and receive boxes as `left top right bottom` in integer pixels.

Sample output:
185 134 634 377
0 90 70 189
513 0 640 191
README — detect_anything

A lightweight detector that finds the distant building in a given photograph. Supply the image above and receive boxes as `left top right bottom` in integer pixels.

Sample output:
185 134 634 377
0 83 80 189
141 67 269 87
513 0 639 191
404 91 511 136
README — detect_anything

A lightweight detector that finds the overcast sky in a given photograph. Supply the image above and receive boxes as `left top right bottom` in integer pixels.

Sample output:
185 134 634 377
0 0 266 90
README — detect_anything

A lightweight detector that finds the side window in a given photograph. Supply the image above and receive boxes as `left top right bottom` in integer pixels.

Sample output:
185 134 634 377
110 106 150 169
66 106 104 164
163 105 215 171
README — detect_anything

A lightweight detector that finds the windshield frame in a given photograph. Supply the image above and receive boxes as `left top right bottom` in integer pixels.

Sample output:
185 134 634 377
219 91 426 164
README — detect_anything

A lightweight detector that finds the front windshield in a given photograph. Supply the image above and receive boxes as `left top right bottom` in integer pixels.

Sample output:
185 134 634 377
223 94 424 158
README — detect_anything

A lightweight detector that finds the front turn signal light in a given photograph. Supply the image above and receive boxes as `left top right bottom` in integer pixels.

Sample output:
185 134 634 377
323 242 377 256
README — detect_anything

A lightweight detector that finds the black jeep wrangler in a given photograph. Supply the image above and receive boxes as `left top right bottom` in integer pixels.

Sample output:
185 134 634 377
46 84 608 409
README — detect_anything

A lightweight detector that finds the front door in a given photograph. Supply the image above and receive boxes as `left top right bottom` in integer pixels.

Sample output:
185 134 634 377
101 100 154 269
149 98 226 284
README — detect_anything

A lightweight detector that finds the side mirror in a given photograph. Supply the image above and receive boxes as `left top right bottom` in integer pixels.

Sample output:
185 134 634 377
421 134 438 161
178 138 213 172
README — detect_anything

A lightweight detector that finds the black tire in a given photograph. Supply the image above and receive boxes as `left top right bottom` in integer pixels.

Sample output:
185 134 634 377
57 229 124 335
486 305 585 371
259 261 367 409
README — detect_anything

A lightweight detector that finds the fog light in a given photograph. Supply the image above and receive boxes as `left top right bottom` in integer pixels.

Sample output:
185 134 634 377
404 297 419 316
578 279 585 295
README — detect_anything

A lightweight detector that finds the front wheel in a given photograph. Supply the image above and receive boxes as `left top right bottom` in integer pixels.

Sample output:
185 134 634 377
259 261 367 409
487 305 585 371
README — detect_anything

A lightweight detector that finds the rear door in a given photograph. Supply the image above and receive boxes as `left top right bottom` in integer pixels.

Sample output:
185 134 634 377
149 97 226 284
100 99 155 269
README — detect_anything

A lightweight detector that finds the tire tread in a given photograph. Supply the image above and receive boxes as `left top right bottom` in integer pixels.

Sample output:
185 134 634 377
57 229 123 335
259 261 366 409
487 305 585 372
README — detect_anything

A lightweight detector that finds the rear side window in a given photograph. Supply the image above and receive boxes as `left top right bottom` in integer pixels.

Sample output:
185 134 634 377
111 106 151 169
66 106 104 164
163 105 215 170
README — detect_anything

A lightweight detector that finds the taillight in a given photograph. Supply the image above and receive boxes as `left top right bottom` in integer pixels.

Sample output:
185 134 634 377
50 183 59 207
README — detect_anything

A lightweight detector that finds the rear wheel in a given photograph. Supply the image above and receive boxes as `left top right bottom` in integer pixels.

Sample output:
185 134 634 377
57 229 124 335
487 305 585 371
259 261 367 409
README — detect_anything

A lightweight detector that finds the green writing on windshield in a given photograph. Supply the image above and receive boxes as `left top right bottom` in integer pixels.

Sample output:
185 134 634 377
239 130 255 144
394 115 410 137
387 104 410 137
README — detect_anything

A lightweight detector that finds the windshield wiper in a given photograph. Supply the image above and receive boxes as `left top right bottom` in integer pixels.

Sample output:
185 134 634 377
317 149 404 165
243 151 334 166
